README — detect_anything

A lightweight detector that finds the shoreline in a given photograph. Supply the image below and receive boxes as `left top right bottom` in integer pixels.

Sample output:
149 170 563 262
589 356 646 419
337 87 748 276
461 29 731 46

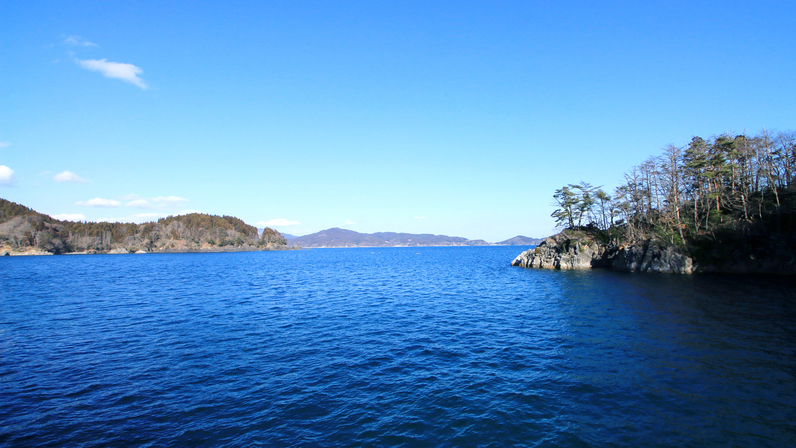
1 244 528 255
288 244 530 249
1 245 296 257
512 230 796 275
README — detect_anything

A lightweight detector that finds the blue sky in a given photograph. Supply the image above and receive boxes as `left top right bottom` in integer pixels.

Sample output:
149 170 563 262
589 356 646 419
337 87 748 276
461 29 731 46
2 1 794 241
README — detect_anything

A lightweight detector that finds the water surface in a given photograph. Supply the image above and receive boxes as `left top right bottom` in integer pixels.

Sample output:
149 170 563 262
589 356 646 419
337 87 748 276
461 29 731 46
1 247 794 446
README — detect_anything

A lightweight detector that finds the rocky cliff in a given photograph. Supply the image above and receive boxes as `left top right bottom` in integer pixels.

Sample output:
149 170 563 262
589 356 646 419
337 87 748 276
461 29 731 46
511 230 694 274
512 229 796 274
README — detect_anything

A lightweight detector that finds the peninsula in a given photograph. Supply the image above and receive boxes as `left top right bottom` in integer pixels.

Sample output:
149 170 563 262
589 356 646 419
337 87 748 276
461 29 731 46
0 198 292 255
513 130 796 274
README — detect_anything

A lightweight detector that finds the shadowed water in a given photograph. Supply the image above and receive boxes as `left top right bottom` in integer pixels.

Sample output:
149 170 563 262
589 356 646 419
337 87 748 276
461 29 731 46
1 246 795 447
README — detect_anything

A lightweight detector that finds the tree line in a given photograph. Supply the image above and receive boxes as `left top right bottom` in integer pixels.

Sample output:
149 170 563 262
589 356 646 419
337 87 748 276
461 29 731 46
552 129 796 246
0 199 287 253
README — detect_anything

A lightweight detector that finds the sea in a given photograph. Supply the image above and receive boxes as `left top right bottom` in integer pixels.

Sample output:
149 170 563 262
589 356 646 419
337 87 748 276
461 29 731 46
1 246 795 447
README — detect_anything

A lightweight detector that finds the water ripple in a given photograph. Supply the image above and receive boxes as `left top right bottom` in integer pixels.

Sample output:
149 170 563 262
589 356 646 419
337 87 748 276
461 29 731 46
1 247 795 447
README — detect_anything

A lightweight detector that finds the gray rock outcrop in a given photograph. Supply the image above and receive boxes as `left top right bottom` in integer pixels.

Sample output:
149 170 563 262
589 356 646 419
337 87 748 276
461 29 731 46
609 243 693 274
511 231 606 270
512 230 694 274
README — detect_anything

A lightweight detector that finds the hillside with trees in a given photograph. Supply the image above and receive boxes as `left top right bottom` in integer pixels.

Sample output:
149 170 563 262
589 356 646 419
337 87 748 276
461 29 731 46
516 129 796 273
0 198 290 255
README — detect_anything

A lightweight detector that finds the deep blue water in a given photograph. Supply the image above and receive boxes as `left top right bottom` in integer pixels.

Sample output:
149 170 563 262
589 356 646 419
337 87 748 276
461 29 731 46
1 246 795 447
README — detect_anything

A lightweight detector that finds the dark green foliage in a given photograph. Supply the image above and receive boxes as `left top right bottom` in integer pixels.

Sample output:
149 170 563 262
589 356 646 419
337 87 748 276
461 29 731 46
0 200 39 221
552 129 796 262
588 225 612 246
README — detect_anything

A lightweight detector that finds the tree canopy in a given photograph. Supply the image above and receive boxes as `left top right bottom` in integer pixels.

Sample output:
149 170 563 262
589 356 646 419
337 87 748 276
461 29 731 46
0 198 286 253
551 129 796 247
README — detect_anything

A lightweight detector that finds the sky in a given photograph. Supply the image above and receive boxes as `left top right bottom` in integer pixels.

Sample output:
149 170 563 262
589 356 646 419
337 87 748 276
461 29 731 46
1 1 795 242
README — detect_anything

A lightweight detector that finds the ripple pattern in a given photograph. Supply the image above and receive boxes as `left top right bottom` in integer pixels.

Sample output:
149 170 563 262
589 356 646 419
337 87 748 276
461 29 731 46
1 247 795 447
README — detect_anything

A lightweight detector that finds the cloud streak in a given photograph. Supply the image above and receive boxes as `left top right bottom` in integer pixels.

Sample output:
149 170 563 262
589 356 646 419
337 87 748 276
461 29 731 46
126 196 189 209
53 171 89 183
126 199 150 208
0 165 16 187
76 58 147 89
63 35 97 47
76 198 121 207
153 196 188 208
0 142 10 148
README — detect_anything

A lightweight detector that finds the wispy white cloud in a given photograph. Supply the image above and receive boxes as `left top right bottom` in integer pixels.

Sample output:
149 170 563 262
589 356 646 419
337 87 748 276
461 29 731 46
76 197 121 207
76 58 147 89
153 196 188 208
414 216 426 220
52 213 86 221
125 196 189 209
0 165 16 187
126 199 151 208
257 218 301 227
63 35 97 47
0 142 10 148
53 171 89 183
343 219 356 226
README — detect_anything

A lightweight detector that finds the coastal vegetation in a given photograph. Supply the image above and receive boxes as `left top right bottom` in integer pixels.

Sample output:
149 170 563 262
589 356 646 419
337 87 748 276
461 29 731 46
0 198 289 255
552 130 796 245
516 129 796 273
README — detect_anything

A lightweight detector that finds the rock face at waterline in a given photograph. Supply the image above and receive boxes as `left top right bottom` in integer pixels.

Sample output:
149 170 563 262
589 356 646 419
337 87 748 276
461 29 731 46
511 230 694 274
512 228 796 274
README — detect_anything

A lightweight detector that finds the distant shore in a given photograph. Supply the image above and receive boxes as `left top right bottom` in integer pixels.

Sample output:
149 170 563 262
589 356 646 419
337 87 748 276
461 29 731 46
291 244 534 249
1 244 297 257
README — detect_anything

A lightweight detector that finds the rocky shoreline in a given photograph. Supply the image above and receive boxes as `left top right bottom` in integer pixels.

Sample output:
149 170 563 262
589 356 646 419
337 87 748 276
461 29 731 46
1 243 297 257
511 230 796 274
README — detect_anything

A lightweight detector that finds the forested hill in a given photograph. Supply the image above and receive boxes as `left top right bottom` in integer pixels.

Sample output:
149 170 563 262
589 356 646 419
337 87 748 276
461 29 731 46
536 129 796 273
0 198 289 255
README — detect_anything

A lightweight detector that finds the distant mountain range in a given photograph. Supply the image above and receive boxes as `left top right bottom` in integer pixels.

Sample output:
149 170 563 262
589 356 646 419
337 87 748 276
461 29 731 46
287 228 541 248
494 235 544 245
